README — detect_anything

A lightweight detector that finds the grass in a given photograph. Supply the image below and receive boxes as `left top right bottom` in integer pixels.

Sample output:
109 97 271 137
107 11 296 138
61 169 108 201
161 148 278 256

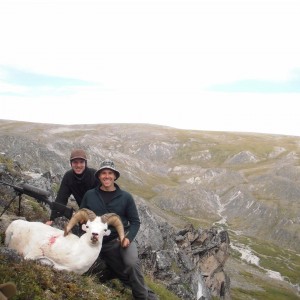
145 276 181 300
0 156 14 173
183 215 217 229
230 232 300 292
0 250 129 300
231 271 300 300
251 243 300 285
172 132 291 169
234 234 300 284
231 287 300 300
0 155 22 178
119 171 178 201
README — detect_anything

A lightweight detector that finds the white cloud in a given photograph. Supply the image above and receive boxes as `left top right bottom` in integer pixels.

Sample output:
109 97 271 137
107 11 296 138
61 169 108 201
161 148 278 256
1 0 300 136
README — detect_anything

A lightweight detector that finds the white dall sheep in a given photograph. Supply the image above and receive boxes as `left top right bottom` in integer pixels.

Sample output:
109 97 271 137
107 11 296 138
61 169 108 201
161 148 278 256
5 208 125 275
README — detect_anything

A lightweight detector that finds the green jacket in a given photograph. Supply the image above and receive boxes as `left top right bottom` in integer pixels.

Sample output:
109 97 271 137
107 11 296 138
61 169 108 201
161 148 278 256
80 184 141 243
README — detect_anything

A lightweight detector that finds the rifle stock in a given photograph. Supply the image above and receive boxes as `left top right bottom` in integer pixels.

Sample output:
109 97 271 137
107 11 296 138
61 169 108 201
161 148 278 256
51 202 74 220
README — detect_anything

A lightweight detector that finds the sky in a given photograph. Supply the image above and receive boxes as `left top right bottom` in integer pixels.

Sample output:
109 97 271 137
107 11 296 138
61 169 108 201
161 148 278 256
1 0 300 136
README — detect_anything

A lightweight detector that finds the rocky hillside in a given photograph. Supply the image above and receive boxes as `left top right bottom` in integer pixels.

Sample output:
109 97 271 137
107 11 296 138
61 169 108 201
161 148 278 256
0 120 299 299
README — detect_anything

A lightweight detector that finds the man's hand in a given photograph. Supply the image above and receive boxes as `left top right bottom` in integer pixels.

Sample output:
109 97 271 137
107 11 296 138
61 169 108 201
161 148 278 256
121 237 130 248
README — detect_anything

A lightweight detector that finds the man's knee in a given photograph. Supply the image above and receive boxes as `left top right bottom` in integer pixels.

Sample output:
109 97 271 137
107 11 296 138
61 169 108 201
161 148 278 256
123 257 140 270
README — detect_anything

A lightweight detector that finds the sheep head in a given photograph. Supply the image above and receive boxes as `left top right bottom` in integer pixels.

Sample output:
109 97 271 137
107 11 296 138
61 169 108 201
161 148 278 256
64 209 125 246
64 208 96 236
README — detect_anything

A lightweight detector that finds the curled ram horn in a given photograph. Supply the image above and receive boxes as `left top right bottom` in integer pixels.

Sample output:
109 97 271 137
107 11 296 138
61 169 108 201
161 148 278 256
101 213 126 247
64 208 96 236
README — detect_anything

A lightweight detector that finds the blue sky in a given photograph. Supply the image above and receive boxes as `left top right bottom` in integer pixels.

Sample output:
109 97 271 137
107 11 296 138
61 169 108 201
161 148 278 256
1 0 300 136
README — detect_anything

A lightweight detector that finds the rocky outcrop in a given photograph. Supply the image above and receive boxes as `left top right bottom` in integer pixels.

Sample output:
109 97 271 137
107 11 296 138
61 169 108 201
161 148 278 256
136 204 231 300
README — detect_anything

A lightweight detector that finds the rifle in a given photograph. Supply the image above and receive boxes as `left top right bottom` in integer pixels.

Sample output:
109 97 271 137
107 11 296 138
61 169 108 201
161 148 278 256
0 180 51 204
0 180 73 219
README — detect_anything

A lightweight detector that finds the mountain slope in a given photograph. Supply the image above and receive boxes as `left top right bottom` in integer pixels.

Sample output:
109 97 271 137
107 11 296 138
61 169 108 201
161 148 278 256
0 119 299 299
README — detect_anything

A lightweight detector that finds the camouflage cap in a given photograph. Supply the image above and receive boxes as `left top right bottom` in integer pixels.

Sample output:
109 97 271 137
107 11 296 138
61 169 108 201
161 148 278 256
95 159 120 180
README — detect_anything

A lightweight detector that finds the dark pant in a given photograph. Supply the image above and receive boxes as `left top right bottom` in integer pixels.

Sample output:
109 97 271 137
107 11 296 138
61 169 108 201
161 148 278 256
100 239 149 300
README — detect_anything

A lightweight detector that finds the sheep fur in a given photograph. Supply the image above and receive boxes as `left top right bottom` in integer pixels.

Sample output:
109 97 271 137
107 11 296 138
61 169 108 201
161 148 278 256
5 218 111 275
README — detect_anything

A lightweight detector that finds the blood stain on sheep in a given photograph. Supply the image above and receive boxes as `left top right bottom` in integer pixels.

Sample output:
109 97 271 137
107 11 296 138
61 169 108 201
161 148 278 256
49 235 59 245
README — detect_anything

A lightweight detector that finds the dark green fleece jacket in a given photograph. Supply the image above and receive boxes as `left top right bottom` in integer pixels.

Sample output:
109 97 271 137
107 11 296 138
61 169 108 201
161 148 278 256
80 183 141 243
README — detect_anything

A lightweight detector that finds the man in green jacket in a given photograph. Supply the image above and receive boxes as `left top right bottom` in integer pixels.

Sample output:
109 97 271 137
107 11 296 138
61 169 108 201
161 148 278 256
80 159 158 300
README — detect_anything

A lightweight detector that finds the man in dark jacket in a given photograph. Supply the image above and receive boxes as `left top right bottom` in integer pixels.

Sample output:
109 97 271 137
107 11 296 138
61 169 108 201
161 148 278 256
46 149 98 224
80 159 158 300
